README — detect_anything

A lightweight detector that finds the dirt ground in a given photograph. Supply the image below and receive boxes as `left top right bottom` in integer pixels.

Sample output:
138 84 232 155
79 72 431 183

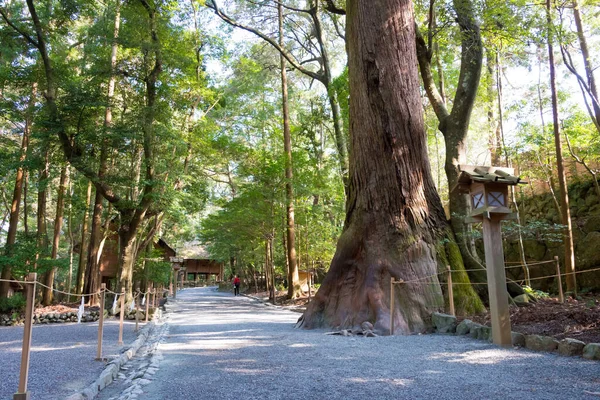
247 289 600 343
469 295 600 344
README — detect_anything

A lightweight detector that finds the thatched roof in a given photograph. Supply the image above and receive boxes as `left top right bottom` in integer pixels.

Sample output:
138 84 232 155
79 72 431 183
177 240 211 259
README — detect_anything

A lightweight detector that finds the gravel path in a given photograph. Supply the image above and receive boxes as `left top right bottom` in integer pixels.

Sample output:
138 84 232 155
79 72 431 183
0 318 140 399
128 287 599 400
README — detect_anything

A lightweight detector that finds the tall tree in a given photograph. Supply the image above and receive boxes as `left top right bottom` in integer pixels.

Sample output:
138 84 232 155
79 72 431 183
278 2 300 299
300 0 459 333
415 0 485 284
546 0 576 292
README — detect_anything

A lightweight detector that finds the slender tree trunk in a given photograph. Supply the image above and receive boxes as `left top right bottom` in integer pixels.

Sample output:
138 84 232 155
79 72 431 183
76 181 92 294
36 148 50 265
279 2 300 299
0 83 35 297
300 0 449 333
265 239 271 294
43 164 69 305
572 0 600 125
486 49 502 165
84 189 103 304
23 170 29 236
546 0 576 293
67 177 74 300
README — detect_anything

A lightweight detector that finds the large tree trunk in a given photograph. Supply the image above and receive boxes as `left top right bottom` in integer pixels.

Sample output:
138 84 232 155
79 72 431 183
76 181 92 294
546 0 576 292
299 0 449 334
279 2 300 299
42 164 69 305
0 83 35 298
117 224 137 304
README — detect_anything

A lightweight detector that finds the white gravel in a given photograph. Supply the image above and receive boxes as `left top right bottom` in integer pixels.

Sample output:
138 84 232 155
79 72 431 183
133 287 600 400
0 318 139 399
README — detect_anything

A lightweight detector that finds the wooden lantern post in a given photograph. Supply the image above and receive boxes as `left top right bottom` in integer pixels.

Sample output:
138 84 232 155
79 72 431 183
457 165 525 347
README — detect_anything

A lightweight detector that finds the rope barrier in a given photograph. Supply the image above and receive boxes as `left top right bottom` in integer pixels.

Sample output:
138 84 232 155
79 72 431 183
505 260 555 265
34 281 100 298
0 278 33 285
392 271 444 284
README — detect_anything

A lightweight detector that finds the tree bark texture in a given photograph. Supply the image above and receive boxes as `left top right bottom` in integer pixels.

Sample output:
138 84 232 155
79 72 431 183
299 0 448 334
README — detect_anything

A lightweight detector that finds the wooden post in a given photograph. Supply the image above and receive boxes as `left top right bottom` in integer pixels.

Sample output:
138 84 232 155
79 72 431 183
447 266 455 316
96 283 106 361
135 294 139 333
482 215 512 347
555 256 564 303
390 278 395 336
14 272 36 400
145 290 149 323
118 293 125 346
173 269 179 299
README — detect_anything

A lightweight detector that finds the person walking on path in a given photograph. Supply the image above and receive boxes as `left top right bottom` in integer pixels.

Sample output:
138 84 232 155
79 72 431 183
233 275 240 296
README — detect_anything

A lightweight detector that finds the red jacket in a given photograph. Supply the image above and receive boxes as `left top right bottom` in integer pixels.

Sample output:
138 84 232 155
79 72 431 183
233 277 240 285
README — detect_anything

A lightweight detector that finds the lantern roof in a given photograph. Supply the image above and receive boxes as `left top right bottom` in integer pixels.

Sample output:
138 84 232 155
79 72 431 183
456 165 525 194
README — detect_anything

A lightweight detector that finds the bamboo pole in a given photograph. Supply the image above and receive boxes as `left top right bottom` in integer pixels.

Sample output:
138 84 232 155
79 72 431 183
96 283 106 360
555 256 564 303
118 293 125 345
14 273 36 400
135 293 139 332
447 266 455 316
145 290 149 323
390 278 395 336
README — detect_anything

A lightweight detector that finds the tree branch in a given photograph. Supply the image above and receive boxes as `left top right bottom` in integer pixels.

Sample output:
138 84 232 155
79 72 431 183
324 0 346 15
0 7 39 48
205 0 325 83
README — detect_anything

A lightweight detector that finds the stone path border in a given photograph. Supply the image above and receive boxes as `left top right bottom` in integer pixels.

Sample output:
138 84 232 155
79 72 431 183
432 311 600 361
65 310 164 400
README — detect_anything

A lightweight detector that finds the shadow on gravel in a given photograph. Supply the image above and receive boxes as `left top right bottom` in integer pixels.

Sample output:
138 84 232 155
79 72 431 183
151 288 600 400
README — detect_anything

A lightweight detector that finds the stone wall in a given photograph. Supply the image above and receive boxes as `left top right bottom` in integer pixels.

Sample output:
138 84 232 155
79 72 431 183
500 178 600 291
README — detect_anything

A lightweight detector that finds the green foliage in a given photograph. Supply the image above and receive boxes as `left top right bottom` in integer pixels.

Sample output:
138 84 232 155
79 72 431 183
523 285 550 299
0 293 26 314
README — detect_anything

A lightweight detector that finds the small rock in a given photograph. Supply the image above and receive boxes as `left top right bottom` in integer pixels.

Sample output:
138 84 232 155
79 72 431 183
511 332 526 347
477 326 491 341
361 321 374 331
525 335 559 352
583 343 600 360
136 378 152 386
431 312 457 333
558 338 586 356
456 319 473 335
469 324 483 338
